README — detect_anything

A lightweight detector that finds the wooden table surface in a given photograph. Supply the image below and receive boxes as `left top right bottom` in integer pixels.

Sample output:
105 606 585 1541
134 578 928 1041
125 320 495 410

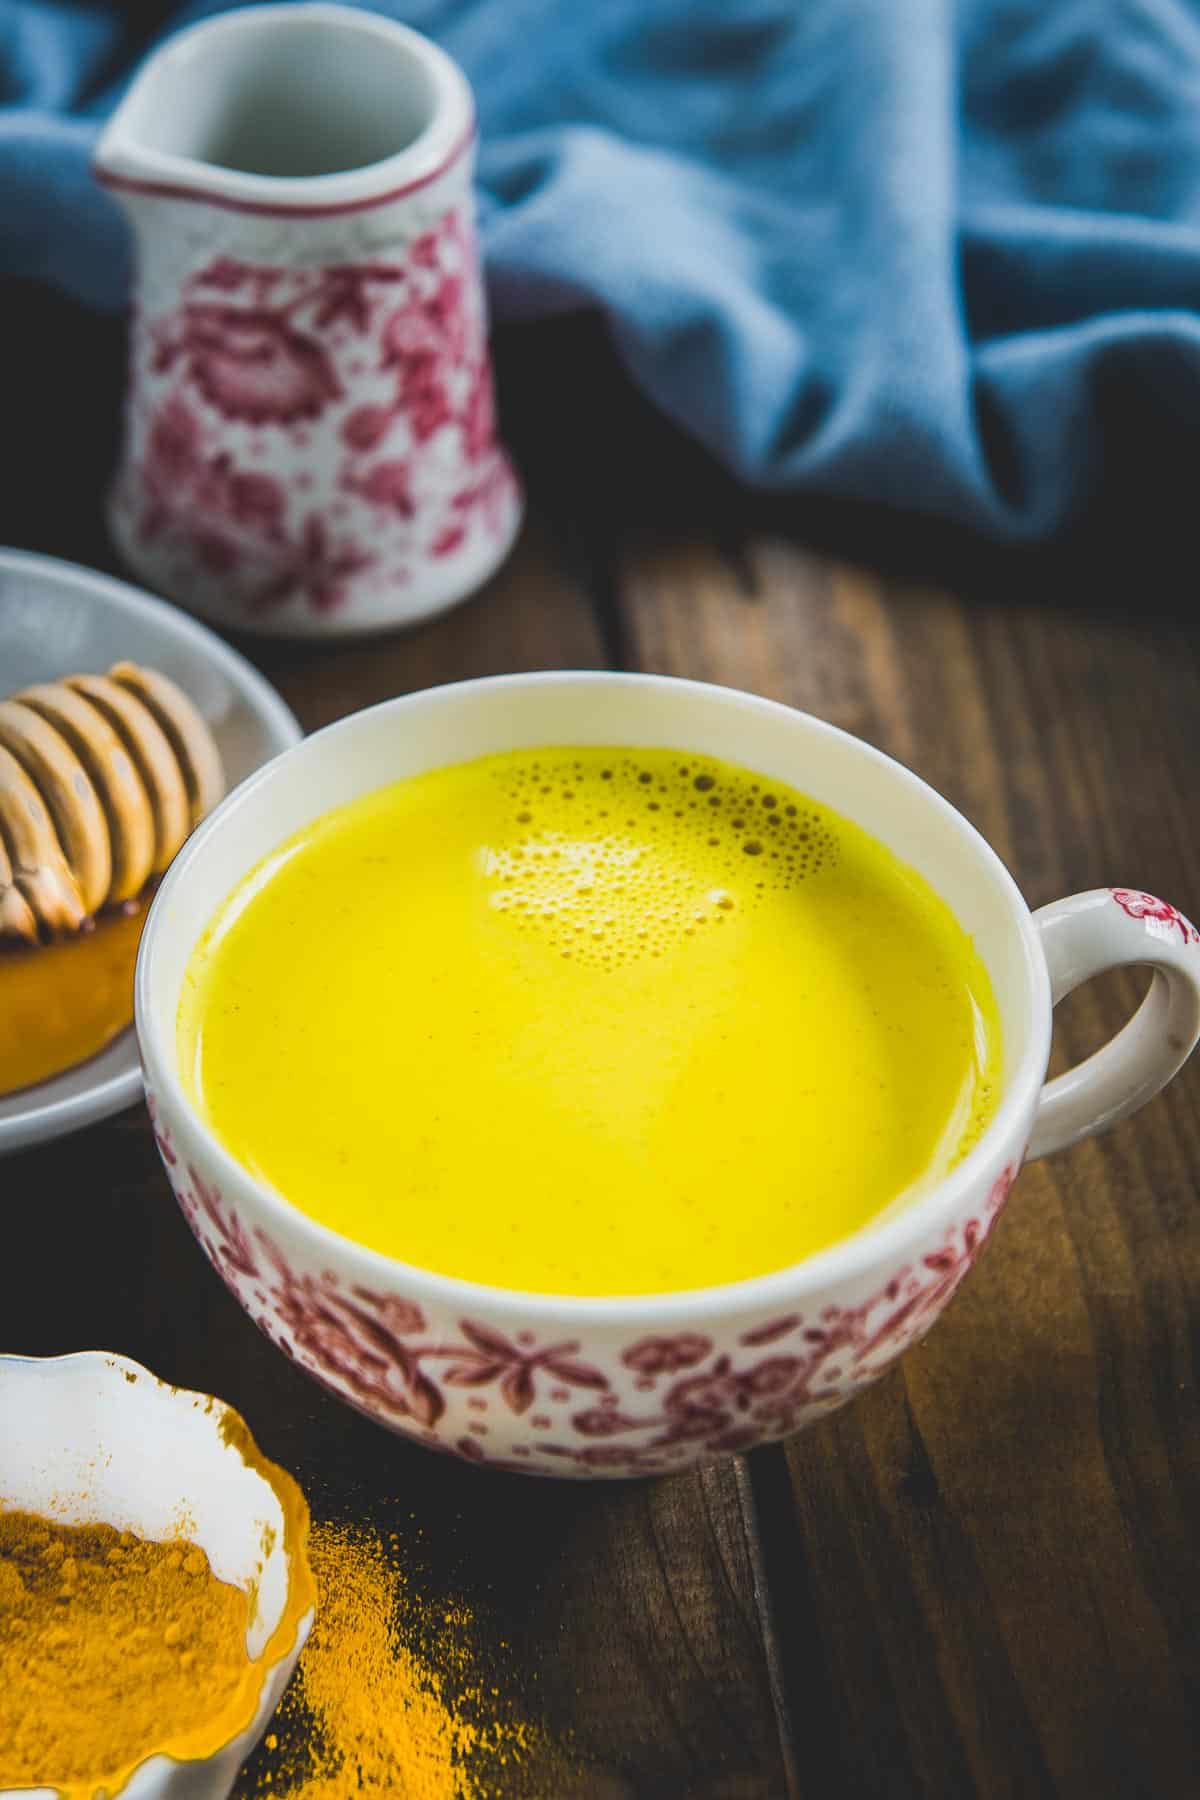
5 300 1200 1799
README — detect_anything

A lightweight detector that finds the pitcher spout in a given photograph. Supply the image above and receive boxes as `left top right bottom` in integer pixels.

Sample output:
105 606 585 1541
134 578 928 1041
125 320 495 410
93 1 473 214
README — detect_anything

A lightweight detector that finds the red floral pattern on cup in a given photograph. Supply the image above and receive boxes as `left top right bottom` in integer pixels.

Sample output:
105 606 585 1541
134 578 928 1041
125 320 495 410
149 1087 1018 1478
621 1333 713 1374
1111 889 1200 946
109 204 520 625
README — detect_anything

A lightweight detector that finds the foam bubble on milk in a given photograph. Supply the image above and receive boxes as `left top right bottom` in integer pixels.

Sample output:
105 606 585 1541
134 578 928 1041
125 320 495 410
481 751 838 968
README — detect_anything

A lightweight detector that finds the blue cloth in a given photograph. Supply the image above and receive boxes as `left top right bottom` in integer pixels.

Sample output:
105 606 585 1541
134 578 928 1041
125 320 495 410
3 0 1200 545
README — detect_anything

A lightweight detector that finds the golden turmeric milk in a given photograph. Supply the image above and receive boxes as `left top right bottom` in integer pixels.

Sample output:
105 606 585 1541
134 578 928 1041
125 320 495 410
180 747 1002 1295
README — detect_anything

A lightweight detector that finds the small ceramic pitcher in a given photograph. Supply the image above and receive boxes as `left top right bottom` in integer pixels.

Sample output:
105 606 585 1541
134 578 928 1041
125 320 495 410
94 3 522 638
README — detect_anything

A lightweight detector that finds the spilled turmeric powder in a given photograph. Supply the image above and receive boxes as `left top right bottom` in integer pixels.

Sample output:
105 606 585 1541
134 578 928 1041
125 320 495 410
0 1508 259 1796
249 1521 572 1799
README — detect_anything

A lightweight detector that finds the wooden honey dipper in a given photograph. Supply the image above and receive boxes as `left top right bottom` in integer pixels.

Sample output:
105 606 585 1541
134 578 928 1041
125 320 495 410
0 664 225 943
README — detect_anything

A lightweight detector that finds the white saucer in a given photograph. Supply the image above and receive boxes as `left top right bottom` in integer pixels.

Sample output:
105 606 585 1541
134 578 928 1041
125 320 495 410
0 549 302 1155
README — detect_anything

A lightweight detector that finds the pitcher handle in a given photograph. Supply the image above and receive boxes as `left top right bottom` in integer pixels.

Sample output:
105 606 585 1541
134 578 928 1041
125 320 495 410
1027 889 1200 1160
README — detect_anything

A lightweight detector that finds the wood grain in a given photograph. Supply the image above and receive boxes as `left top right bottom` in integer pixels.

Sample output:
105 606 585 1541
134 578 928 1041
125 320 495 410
616 529 1200 1799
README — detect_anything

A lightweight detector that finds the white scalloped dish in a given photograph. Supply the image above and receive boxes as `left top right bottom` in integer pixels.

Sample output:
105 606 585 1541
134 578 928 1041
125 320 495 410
0 1351 315 1800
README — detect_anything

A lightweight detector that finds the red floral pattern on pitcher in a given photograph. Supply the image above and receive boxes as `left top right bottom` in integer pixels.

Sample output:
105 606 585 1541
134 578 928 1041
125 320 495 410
155 299 344 425
249 516 375 616
1111 890 1199 946
113 204 519 622
139 394 290 571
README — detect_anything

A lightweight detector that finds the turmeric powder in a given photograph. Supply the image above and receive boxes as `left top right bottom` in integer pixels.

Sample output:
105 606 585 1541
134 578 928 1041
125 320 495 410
0 1508 260 1796
250 1521 574 1799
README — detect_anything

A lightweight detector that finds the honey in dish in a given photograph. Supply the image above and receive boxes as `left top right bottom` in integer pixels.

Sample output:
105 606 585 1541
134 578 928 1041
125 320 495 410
0 899 146 1098
179 748 1003 1296
0 658 226 1099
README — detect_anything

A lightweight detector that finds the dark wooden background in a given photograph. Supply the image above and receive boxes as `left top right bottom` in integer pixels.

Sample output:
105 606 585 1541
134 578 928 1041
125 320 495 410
4 296 1200 1797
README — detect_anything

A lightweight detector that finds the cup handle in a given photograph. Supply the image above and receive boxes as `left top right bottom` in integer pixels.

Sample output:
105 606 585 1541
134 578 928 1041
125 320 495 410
1027 888 1200 1160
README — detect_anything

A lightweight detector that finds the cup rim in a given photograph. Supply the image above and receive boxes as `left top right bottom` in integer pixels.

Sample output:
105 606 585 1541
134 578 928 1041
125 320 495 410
93 2 475 217
136 670 1050 1324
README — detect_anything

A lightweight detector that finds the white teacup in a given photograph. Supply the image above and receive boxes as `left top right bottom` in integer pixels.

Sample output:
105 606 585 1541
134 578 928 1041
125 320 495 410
136 674 1200 1478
